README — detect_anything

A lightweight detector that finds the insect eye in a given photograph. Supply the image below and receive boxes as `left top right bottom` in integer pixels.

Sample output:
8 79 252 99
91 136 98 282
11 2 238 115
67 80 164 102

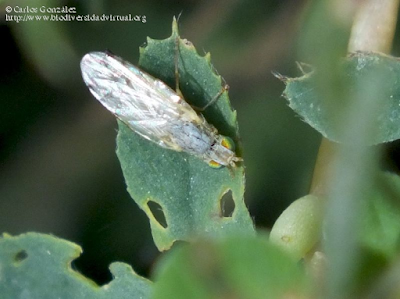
208 160 223 168
221 136 235 150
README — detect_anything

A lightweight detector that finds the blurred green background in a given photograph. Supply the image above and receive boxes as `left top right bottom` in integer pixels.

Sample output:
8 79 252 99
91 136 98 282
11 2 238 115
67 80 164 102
1 0 399 284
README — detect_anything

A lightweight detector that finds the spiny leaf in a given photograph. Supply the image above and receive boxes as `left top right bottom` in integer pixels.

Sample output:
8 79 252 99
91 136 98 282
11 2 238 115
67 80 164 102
116 18 254 251
281 52 400 144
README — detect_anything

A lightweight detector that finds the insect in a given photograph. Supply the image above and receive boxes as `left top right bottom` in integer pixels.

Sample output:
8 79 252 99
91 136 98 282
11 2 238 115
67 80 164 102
80 47 242 168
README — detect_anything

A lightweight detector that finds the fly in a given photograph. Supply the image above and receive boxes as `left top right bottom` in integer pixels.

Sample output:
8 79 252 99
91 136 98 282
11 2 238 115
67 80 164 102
80 48 242 168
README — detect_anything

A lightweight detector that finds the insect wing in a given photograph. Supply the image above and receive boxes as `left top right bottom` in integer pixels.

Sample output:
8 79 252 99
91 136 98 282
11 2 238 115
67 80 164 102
80 51 201 151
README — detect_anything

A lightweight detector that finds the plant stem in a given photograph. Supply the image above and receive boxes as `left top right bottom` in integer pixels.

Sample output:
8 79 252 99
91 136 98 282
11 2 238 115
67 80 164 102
310 0 400 195
348 0 399 52
310 1 399 298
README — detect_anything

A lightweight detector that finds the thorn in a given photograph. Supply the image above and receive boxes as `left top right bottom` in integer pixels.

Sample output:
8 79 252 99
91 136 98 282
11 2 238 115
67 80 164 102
176 11 183 23
295 61 313 75
271 71 288 82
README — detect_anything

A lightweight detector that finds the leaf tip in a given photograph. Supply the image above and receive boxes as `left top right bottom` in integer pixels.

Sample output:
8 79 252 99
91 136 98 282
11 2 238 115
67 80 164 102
172 16 180 38
204 52 211 63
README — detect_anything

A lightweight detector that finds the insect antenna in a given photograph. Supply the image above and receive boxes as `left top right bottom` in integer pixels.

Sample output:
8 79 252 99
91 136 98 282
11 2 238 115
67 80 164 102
174 36 184 99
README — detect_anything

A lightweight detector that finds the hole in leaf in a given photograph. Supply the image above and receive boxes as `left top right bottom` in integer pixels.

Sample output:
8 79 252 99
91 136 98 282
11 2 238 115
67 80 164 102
14 250 28 263
72 251 113 286
147 200 168 228
220 190 235 217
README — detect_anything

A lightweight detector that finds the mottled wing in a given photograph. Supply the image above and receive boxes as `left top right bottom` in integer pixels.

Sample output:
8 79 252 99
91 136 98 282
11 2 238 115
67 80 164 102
80 51 201 151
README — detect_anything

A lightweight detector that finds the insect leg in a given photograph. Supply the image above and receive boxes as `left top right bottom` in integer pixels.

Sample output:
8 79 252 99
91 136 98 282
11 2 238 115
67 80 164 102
174 36 185 99
191 84 229 112
174 34 228 112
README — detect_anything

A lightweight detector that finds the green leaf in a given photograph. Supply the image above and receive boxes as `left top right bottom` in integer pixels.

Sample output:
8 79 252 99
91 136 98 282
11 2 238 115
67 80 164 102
281 52 400 144
0 233 152 299
361 172 400 258
343 173 400 296
116 19 254 250
152 235 310 299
